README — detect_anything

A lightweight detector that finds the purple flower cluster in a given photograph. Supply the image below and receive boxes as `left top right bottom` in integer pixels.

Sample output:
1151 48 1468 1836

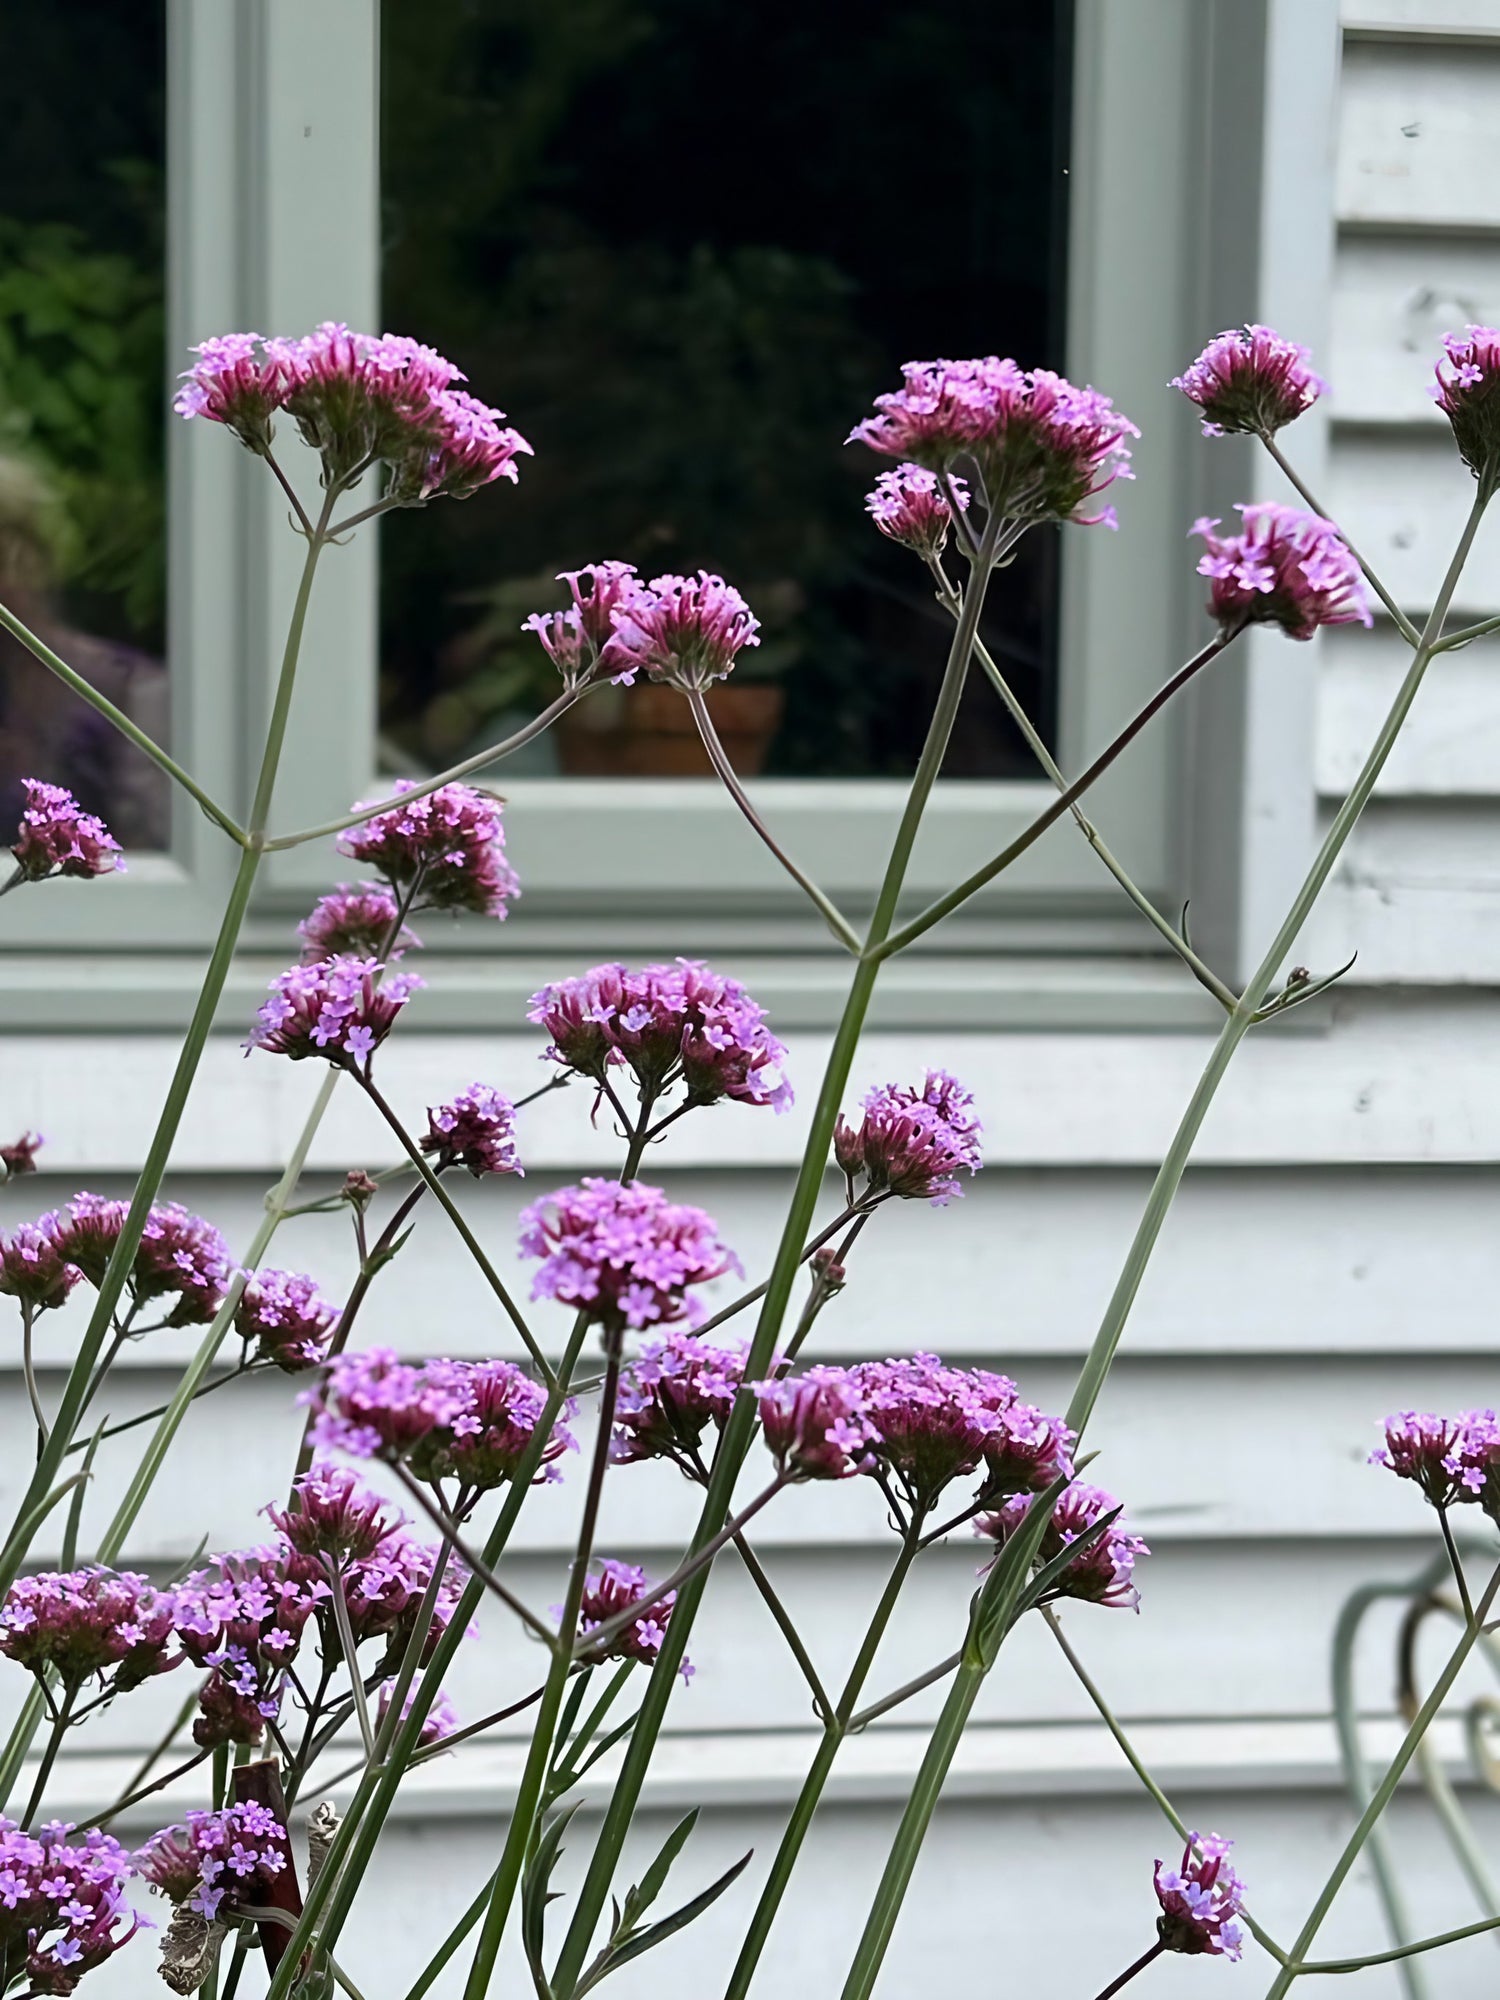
134 1803 289 1923
1431 324 1500 482
0 1218 77 1314
0 1132 42 1180
850 357 1138 529
834 1070 983 1206
1171 325 1325 438
173 1551 325 1747
337 781 519 919
573 1559 691 1679
9 781 122 885
1372 1407 1500 1517
1192 505 1372 641
60 1194 231 1328
528 960 792 1114
612 1328 747 1472
1153 1833 1246 1959
310 1351 574 1494
0 1569 179 1696
846 1354 1001 1513
234 1268 340 1373
522 561 643 690
176 323 531 499
0 1820 137 1993
598 571 761 690
247 956 423 1066
378 1678 459 1748
865 464 970 560
756 1368 879 1482
298 884 421 963
977 1482 1148 1611
520 1180 741 1337
422 1084 521 1178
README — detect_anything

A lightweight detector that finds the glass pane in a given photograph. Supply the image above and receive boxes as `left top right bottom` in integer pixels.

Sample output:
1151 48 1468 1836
380 0 1070 780
0 2 169 847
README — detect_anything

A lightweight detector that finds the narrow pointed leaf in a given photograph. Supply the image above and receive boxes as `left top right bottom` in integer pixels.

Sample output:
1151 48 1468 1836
1011 1505 1123 1622
573 1851 753 1997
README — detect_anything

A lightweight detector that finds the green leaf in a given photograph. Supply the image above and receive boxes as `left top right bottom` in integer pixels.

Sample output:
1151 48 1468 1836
1012 1505 1123 1621
522 1802 579 1997
615 1810 698 1934
571 1850 753 1998
967 1465 1074 1669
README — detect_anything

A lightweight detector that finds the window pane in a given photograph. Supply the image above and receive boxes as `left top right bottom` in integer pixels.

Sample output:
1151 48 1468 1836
0 3 169 848
380 0 1070 780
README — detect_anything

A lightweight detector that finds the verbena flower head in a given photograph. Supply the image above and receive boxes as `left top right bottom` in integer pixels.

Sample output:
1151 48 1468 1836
173 333 289 453
234 1268 339 1372
849 358 1138 528
0 1131 42 1180
60 1194 231 1327
247 956 422 1067
1432 325 1500 484
851 1354 998 1514
1154 1833 1246 1959
528 960 792 1113
1370 1409 1475 1510
612 1328 747 1470
332 1529 471 1659
865 464 970 559
755 1367 877 1482
389 383 534 504
402 1358 576 1494
10 781 122 885
522 561 642 690
1192 505 1372 641
520 1180 740 1339
378 1679 459 1749
1171 325 1325 438
172 1550 323 1747
834 1070 983 1206
309 1348 467 1462
979 1388 1077 1495
573 1559 691 1679
978 1482 1148 1611
600 571 760 691
298 884 420 963
422 1084 521 1178
337 782 519 919
0 1820 137 1994
135 1803 289 1924
0 1216 78 1313
267 1462 406 1564
0 1569 179 1696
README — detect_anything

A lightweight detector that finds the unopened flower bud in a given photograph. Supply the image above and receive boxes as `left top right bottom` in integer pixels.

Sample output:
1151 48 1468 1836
341 1170 379 1210
0 1131 41 1179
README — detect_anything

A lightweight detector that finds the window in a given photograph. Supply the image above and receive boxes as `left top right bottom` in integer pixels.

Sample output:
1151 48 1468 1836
0 0 1276 1028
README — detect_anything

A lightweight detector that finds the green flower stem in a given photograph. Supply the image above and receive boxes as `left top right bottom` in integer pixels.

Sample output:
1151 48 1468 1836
1265 1563 1500 2000
263 686 590 851
1066 481 1490 1443
723 1535 921 2000
1432 609 1500 653
0 598 248 846
548 512 1006 2000
873 630 1235 963
1257 435 1422 648
686 688 862 953
1092 1939 1166 2000
1297 1913 1500 1975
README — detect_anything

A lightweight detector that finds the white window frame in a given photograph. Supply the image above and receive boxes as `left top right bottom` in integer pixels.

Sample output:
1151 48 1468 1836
0 0 1341 1031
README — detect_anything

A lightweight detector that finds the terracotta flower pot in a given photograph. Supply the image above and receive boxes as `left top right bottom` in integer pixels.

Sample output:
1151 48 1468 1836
556 680 786 777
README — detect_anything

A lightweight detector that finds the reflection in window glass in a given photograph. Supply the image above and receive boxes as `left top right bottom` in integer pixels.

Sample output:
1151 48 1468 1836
380 0 1071 781
0 4 169 849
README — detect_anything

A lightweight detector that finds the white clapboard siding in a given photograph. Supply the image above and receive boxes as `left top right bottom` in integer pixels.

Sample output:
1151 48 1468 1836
1338 38 1500 231
1326 432 1500 614
1329 236 1500 423
1317 626 1500 795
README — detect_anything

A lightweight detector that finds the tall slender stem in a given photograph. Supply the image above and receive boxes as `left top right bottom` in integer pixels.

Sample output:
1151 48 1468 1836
1092 1939 1166 2000
19 1304 46 1455
393 1467 556 1646
21 1687 75 1828
326 1564 377 1760
1258 435 1421 647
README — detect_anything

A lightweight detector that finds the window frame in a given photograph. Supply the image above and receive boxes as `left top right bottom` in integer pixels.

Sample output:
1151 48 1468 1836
0 0 1336 1026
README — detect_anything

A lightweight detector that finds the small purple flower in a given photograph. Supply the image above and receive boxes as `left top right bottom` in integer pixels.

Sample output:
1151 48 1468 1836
1192 505 1372 641
977 1482 1148 1611
308 1348 468 1462
337 781 519 920
59 1194 231 1328
0 1569 179 1696
978 1387 1077 1495
247 956 422 1067
612 1328 747 1471
865 464 970 559
0 1132 42 1180
267 1462 406 1563
834 1070 983 1206
0 1819 138 1989
849 358 1138 530
10 781 123 885
572 1559 691 1679
172 1551 324 1747
136 1804 289 1923
600 571 760 690
390 384 533 504
1171 325 1325 438
1432 325 1500 483
234 1269 340 1373
298 884 421 963
422 1084 521 1178
519 1180 741 1339
378 1679 459 1749
528 960 792 1114
755 1367 877 1482
0 1216 78 1314
1154 1833 1246 1960
523 561 642 690
1373 1408 1500 1517
173 333 290 454
850 1353 998 1513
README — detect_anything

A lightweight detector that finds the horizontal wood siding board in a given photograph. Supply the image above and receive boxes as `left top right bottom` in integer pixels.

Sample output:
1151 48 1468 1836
1338 39 1500 230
